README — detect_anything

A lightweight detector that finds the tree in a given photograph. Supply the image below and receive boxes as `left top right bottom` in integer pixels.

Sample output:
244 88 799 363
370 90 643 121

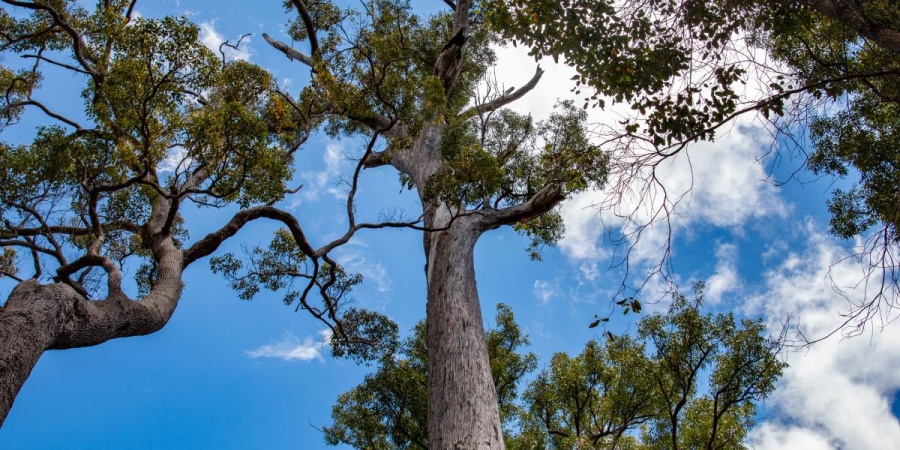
484 0 900 330
324 303 537 449
327 283 786 450
0 1 609 445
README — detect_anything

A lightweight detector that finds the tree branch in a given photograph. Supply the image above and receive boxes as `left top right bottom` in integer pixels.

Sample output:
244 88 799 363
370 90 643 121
289 0 319 57
182 206 316 267
460 66 544 119
21 53 93 76
1 0 99 78
56 253 123 297
262 33 315 67
2 99 84 130
478 185 565 230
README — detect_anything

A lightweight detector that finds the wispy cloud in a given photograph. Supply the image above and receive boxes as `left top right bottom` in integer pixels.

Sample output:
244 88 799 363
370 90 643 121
334 245 393 295
294 142 348 204
533 279 557 305
245 330 333 362
199 21 253 61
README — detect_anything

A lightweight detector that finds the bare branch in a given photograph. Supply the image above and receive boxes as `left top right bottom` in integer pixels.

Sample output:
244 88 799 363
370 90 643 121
124 0 138 23
460 66 544 119
182 206 316 267
262 33 314 67
3 99 84 130
21 54 92 76
217 33 251 66
478 185 565 230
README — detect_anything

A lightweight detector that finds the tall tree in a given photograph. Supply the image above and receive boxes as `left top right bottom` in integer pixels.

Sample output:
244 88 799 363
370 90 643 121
0 1 609 446
327 284 786 450
0 0 398 425
324 303 537 450
484 0 900 330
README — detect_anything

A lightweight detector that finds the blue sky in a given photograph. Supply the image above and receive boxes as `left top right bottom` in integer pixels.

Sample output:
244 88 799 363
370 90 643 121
2 1 900 449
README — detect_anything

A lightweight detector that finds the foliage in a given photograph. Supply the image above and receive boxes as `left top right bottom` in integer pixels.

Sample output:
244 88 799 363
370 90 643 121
0 3 295 290
326 284 785 450
483 0 900 324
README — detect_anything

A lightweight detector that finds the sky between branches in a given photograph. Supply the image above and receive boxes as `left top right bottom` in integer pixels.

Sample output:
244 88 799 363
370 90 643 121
1 1 899 449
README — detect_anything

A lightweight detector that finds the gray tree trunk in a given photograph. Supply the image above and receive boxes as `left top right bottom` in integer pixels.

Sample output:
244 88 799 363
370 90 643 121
425 214 504 450
0 237 184 426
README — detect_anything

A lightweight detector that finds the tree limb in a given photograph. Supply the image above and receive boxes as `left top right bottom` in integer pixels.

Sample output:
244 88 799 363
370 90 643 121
478 185 565 230
262 33 314 67
460 66 544 119
2 100 84 130
289 0 319 57
182 206 316 267
1 0 99 78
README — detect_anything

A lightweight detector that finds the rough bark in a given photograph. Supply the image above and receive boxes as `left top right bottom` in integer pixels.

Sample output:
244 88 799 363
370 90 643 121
425 215 504 450
0 236 184 427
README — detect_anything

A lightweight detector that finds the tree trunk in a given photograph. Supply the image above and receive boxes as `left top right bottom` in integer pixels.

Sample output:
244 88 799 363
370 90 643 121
0 238 184 427
426 215 505 450
0 281 76 426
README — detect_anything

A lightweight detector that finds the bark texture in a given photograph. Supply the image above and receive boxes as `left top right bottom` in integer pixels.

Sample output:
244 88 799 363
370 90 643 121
426 216 503 450
0 236 184 427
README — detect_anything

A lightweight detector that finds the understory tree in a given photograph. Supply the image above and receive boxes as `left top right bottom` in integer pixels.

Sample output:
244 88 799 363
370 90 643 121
0 0 610 446
486 0 900 332
327 284 786 450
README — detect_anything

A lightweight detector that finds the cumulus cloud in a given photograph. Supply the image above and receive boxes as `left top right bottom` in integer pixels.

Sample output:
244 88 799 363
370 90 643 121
747 223 900 449
245 329 333 362
198 21 252 61
491 45 787 279
157 145 191 173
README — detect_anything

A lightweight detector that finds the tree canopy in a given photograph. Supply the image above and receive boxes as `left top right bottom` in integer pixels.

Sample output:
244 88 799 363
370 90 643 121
0 1 607 443
484 0 900 326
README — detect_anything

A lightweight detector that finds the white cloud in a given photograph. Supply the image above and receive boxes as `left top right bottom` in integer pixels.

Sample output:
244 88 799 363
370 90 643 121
245 329 332 362
295 142 348 203
157 145 191 173
492 45 788 279
747 223 900 450
705 242 742 304
199 21 252 61
748 424 837 450
334 246 393 295
533 279 557 305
